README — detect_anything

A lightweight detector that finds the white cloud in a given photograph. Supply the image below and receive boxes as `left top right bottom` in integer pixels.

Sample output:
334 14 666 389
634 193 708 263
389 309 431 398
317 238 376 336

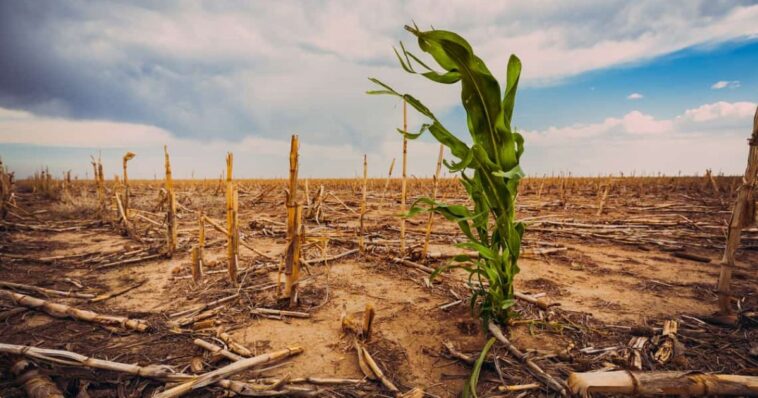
521 101 756 174
0 108 173 148
681 101 756 123
2 101 755 179
627 93 644 100
711 80 741 89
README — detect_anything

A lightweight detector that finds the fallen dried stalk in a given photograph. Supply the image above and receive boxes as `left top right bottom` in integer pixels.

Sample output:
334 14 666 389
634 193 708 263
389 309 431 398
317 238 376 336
194 338 244 361
499 383 541 392
568 370 758 397
95 253 162 270
302 248 358 265
513 292 557 310
0 306 27 321
216 327 253 357
11 359 64 398
170 293 239 318
356 341 398 392
154 345 304 398
488 321 567 396
0 343 305 396
0 281 95 299
254 377 363 385
0 342 186 381
90 280 145 303
392 257 435 273
252 307 310 319
0 290 148 332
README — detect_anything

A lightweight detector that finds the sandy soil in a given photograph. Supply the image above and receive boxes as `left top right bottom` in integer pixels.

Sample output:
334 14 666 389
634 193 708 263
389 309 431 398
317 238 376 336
0 177 755 397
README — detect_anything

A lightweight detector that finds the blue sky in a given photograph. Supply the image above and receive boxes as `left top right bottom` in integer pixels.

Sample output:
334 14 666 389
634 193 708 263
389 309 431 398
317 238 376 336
0 1 756 178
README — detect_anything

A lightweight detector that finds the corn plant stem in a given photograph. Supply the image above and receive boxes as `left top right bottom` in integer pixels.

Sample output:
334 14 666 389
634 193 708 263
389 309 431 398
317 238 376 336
400 99 408 255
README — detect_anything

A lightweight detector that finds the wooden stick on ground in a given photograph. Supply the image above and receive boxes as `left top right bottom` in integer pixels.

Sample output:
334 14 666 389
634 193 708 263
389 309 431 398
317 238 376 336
0 290 148 332
488 321 567 396
567 370 758 397
716 105 758 323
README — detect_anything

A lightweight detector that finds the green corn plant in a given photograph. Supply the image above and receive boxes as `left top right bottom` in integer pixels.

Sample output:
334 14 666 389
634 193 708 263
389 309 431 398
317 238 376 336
368 25 525 326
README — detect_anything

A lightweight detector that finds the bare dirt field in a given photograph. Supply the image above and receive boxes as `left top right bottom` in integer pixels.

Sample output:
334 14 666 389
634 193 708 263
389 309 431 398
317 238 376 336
1 176 756 397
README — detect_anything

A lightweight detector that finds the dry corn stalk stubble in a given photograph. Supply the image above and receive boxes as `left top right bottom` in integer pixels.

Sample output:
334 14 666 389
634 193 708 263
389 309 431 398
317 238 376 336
164 146 177 256
716 106 758 321
400 99 408 255
359 154 368 253
282 134 303 303
225 152 239 286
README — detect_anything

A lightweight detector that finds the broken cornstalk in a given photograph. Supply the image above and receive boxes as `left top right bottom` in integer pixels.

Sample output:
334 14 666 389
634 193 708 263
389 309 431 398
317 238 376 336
567 370 758 397
282 135 302 304
11 359 64 398
225 153 239 286
359 154 368 253
0 290 148 332
164 146 177 256
716 106 758 322
122 151 136 220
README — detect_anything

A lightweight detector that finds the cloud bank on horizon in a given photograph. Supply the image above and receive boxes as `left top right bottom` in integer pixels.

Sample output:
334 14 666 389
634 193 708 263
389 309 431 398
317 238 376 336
0 0 757 178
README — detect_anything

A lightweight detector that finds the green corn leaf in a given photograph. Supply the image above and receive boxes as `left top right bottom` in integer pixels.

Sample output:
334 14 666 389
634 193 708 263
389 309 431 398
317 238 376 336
455 241 496 260
369 25 525 326
502 55 522 128
463 337 496 398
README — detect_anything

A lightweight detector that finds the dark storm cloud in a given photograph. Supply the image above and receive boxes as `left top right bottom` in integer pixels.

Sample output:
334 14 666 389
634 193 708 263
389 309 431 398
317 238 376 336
0 0 756 150
0 1 259 140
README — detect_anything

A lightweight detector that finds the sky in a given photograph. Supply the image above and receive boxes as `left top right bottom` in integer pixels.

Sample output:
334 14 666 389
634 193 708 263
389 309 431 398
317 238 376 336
0 1 757 179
